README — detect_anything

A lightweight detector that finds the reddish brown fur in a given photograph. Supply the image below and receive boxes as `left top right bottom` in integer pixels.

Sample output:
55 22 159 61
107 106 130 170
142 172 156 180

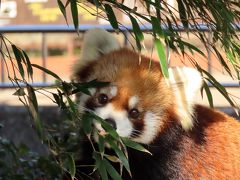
76 47 240 178
179 105 240 179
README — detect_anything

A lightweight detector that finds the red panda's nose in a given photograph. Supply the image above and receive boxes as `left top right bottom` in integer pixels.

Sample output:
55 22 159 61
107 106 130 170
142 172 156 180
105 118 117 130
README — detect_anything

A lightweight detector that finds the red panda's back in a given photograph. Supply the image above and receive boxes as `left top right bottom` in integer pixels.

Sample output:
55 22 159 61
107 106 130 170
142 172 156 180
180 105 240 179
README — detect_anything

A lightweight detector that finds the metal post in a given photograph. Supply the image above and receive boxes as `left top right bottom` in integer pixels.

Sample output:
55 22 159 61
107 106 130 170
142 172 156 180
41 32 47 83
207 31 213 75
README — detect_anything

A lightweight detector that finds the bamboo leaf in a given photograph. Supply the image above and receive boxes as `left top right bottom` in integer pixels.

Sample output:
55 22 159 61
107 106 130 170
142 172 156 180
177 0 188 29
104 4 119 30
13 88 26 96
57 0 68 24
121 138 152 155
145 0 151 14
27 85 43 139
212 46 233 78
52 93 61 106
31 64 62 80
12 44 25 78
98 135 105 155
154 38 168 78
70 0 79 33
181 41 206 57
81 113 93 135
154 0 161 20
106 136 131 176
104 155 120 163
94 153 108 180
151 16 164 38
202 81 213 108
103 159 122 180
202 69 237 109
66 96 78 117
65 154 76 179
129 14 144 50
22 50 33 80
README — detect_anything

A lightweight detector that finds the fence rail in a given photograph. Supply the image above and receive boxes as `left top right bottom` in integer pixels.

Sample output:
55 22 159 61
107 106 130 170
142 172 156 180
0 24 239 88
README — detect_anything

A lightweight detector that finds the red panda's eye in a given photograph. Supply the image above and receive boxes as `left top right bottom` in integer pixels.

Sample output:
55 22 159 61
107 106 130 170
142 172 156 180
98 93 108 104
129 108 140 119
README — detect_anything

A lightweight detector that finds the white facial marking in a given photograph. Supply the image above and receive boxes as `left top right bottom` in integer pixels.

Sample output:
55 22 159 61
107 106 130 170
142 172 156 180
128 96 139 109
110 86 118 97
133 111 161 144
99 86 118 99
95 103 133 137
78 88 96 108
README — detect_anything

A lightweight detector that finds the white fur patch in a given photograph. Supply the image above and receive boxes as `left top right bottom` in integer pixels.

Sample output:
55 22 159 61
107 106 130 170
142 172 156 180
78 88 96 110
110 86 118 97
133 111 161 144
128 96 139 109
99 86 118 99
168 67 203 130
95 103 132 137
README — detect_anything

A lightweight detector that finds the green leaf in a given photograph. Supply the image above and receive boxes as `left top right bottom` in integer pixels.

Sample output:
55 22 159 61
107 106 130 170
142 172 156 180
65 154 76 179
72 86 91 96
13 88 26 96
103 159 122 180
62 81 73 95
129 15 144 50
121 138 152 155
154 38 168 78
177 0 188 28
94 153 108 180
145 0 151 13
98 135 105 155
27 85 43 139
57 0 68 24
212 46 232 78
181 41 206 57
202 81 213 108
104 4 119 30
12 44 25 78
22 50 33 80
72 80 110 95
70 0 79 33
66 96 78 117
104 155 120 163
154 0 161 20
201 69 237 108
106 136 131 176
31 64 62 80
201 69 227 94
151 16 164 38
81 113 93 135
52 93 61 106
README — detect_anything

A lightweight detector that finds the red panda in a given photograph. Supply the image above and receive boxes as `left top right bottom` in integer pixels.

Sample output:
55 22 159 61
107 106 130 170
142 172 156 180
72 29 240 179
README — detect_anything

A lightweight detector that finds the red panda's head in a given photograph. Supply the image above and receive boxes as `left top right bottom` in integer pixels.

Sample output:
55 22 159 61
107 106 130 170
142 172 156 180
73 29 202 144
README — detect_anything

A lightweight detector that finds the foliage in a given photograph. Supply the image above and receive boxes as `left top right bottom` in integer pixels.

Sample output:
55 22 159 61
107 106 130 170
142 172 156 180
0 0 240 179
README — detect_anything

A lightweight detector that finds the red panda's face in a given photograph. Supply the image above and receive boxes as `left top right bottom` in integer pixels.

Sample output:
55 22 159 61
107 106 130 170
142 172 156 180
77 50 174 144
74 29 203 145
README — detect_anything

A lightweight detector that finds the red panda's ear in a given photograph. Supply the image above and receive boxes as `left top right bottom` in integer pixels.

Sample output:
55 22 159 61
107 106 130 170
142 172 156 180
73 29 120 77
168 67 203 130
